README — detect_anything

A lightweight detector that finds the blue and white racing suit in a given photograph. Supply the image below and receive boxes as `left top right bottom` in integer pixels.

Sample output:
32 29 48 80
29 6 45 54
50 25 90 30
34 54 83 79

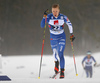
82 56 96 78
41 13 73 69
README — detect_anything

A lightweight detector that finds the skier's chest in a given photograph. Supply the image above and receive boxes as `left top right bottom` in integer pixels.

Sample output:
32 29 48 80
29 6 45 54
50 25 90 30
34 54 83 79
48 16 64 26
85 58 93 63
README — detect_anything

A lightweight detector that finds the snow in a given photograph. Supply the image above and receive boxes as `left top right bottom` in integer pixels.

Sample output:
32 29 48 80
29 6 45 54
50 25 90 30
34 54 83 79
0 53 100 83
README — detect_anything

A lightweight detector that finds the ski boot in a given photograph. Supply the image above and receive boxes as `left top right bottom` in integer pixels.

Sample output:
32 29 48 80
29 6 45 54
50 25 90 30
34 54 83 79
54 61 59 74
60 69 64 79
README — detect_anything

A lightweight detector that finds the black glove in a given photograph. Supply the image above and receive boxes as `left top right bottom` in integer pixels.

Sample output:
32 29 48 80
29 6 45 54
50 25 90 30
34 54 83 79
83 67 86 70
94 63 97 67
70 33 75 42
43 9 49 17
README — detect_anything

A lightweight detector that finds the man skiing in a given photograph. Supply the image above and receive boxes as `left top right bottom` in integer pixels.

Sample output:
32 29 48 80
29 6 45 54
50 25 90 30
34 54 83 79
82 51 97 78
41 4 75 78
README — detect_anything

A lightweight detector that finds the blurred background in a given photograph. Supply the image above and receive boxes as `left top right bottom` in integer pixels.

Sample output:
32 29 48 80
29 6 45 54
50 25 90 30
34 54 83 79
0 0 100 55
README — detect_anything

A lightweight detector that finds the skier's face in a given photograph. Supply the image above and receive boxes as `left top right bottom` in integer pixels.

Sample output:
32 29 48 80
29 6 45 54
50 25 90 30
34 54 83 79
87 55 91 58
52 7 60 18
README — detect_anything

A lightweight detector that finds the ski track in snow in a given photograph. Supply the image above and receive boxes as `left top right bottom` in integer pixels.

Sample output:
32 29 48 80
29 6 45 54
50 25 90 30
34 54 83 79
0 53 100 83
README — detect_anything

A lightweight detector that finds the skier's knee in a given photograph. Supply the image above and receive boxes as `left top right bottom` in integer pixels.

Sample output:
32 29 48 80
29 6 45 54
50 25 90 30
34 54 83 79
58 52 64 59
53 49 58 55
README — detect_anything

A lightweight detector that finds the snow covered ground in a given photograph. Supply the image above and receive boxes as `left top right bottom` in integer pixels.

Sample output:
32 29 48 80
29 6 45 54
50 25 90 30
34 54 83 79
0 53 100 83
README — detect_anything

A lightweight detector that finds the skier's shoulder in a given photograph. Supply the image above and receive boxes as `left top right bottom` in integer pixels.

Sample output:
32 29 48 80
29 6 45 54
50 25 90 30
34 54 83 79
90 56 95 59
90 56 94 58
59 13 64 16
90 56 96 62
59 13 69 22
60 13 68 19
59 13 66 18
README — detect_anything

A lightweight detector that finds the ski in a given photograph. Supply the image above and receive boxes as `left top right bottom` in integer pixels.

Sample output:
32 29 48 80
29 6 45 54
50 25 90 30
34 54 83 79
49 72 60 79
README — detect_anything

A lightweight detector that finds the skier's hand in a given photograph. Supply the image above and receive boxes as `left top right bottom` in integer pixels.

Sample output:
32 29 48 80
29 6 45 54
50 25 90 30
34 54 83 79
82 64 85 70
94 62 97 67
43 9 49 18
84 67 86 70
70 33 75 42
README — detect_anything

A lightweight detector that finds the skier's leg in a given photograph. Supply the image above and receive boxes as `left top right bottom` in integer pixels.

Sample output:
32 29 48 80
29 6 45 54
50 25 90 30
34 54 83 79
50 38 59 73
85 66 89 78
53 48 58 61
50 37 59 61
86 70 89 78
53 48 59 74
89 66 93 78
58 33 66 69
58 38 66 78
58 49 65 69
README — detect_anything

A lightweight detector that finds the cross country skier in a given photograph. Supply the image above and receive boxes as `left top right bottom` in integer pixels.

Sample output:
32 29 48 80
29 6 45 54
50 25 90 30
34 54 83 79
41 4 75 79
82 51 97 78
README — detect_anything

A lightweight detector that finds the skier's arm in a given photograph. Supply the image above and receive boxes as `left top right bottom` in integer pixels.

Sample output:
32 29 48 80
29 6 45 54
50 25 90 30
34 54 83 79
64 15 73 34
82 60 84 68
41 18 46 28
82 57 86 68
64 15 75 42
92 56 96 62
92 56 97 66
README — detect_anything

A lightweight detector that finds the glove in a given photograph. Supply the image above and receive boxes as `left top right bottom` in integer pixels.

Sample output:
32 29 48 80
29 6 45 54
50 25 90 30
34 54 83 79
43 9 49 18
94 62 97 67
70 33 75 42
84 67 86 70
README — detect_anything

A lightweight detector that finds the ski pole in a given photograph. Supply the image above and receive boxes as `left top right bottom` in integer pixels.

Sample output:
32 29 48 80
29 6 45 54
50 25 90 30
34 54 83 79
38 10 48 79
70 41 78 76
38 18 47 79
